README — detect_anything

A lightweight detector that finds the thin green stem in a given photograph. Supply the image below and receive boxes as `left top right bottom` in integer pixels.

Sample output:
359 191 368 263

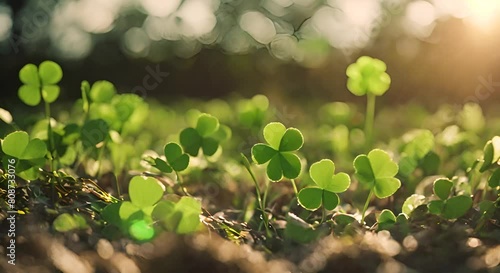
361 190 374 224
95 140 106 178
262 179 270 211
321 191 326 223
240 154 271 237
45 101 55 171
365 93 376 149
175 170 191 196
290 179 298 196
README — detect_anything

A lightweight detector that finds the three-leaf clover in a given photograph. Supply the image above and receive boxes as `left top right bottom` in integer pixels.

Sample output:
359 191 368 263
180 113 223 156
346 56 391 96
18 61 63 106
251 122 303 181
153 142 190 173
427 178 472 219
298 159 350 211
354 149 401 222
376 209 409 233
354 149 401 198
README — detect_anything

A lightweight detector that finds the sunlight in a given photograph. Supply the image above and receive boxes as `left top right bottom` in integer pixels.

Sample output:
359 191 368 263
465 0 500 30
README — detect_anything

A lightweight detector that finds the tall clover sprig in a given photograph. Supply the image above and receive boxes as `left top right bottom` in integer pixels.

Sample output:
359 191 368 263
346 56 391 148
18 61 63 170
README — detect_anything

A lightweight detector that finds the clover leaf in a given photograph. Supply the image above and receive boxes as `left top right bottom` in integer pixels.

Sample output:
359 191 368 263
18 61 62 106
89 80 116 103
251 122 303 181
346 56 391 96
298 159 350 211
53 213 88 232
377 210 409 233
101 176 165 241
1 131 48 180
354 149 401 198
433 178 453 200
152 196 202 234
428 177 472 219
153 142 190 173
180 113 226 156
128 176 164 208
480 136 500 172
354 149 401 223
489 168 500 188
402 194 426 216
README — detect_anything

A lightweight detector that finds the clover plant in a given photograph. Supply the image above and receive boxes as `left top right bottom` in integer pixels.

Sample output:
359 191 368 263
18 61 63 169
427 178 473 219
151 196 202 234
346 56 391 148
1 131 47 180
398 129 436 177
251 122 303 193
353 149 401 223
53 213 88 232
149 142 190 195
237 94 269 129
376 209 409 234
101 176 164 241
180 113 229 157
101 175 201 241
298 159 350 222
85 81 149 135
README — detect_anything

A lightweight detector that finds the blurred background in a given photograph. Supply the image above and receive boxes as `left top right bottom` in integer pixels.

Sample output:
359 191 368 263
0 0 499 107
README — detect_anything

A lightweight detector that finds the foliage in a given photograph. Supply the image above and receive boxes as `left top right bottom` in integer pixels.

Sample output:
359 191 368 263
1 59 500 260
18 61 62 106
428 178 473 219
180 113 230 157
251 122 303 181
298 159 350 211
1 131 47 180
346 56 391 97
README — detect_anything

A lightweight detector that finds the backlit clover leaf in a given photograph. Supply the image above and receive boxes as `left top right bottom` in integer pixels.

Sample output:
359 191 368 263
427 178 472 219
354 149 401 198
180 113 226 157
298 159 350 211
153 142 190 173
1 131 48 180
18 61 63 106
152 196 202 234
251 122 303 181
480 136 500 172
102 176 165 241
346 56 391 96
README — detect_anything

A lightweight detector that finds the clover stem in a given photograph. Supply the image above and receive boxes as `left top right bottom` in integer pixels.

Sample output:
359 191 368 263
290 179 298 196
321 191 326 224
240 154 271 237
364 93 376 149
175 170 191 196
44 101 55 171
361 190 374 224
